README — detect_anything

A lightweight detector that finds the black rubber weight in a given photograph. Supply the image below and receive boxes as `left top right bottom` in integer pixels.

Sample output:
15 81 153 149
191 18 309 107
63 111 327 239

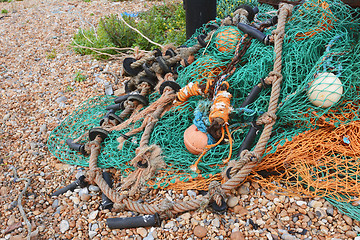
197 34 207 47
89 128 110 141
159 81 181 95
208 23 219 31
108 113 123 124
114 94 130 104
123 58 142 76
236 4 256 22
127 94 149 106
142 62 157 79
165 48 176 57
138 76 157 89
156 56 171 73
211 199 227 213
137 161 149 168
153 48 162 57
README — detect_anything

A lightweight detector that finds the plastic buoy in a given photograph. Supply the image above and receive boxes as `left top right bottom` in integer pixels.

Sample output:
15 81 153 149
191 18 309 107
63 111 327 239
184 124 208 155
308 72 343 108
215 26 241 52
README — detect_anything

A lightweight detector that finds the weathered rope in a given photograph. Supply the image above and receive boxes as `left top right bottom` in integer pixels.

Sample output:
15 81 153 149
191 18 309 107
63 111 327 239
222 3 293 191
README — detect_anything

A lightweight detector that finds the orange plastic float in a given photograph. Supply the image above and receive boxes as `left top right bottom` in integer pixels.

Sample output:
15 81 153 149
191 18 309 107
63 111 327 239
215 26 242 52
183 124 208 155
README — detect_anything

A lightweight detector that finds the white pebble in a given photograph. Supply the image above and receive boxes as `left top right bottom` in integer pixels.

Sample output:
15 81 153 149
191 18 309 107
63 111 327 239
60 220 69 233
88 210 99 220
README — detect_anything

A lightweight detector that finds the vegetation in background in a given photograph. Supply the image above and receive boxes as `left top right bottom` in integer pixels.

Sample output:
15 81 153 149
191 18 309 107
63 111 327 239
72 2 185 59
73 71 87 82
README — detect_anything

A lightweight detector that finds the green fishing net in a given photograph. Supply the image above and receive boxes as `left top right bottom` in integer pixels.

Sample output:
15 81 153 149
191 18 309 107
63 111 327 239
48 0 360 218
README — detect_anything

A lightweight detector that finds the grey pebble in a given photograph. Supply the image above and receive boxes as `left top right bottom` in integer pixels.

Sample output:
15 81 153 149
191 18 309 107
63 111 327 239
89 185 100 192
91 223 98 231
52 199 59 209
3 114 10 121
326 207 334 216
55 96 67 104
187 190 196 198
40 124 47 133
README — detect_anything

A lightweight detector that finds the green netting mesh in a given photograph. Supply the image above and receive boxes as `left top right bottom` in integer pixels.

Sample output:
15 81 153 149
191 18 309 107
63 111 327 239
48 0 360 217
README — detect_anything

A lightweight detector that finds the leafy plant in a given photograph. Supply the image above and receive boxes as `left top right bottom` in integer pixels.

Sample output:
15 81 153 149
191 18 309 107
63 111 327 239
71 2 186 58
74 71 87 82
1 9 9 14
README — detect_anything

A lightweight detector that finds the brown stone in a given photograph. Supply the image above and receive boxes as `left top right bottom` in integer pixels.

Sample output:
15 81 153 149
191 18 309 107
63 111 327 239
233 205 248 217
230 231 245 240
343 215 353 226
193 226 207 238
345 230 357 238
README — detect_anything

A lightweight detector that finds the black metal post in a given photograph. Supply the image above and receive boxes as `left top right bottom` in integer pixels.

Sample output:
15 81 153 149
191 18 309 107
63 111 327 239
183 0 217 39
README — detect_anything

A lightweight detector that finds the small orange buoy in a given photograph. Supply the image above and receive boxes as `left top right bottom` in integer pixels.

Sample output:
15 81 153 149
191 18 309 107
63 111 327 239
215 26 241 52
184 124 208 155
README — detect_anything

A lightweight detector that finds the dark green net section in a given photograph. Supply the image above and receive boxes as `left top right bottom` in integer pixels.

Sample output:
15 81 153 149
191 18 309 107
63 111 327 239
48 0 360 216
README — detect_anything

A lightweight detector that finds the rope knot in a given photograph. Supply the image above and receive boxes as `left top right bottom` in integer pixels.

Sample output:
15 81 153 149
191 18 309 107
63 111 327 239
86 168 102 184
240 149 260 163
265 71 283 85
112 203 126 211
256 112 277 125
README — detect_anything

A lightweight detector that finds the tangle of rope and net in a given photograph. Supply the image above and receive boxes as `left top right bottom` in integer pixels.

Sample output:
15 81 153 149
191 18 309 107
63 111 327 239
83 3 294 218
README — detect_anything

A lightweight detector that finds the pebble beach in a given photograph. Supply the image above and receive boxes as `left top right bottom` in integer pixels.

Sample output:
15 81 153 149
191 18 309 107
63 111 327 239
1 0 360 239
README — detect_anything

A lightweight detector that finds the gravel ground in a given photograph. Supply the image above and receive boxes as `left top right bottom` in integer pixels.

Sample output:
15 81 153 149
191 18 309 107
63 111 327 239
1 0 360 239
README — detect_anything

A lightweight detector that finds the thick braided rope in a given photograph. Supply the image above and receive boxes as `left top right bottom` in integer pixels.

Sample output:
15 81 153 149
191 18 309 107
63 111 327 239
130 49 159 69
222 3 293 194
88 140 209 217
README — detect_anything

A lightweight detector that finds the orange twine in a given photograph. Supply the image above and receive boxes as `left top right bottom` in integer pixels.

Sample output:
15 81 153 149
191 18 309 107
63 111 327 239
295 0 336 40
190 88 234 172
176 81 203 103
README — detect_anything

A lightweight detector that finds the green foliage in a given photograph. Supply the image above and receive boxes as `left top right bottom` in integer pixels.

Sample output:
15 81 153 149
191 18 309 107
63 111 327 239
83 0 91 2
73 71 87 82
102 3 186 50
72 25 117 59
1 9 9 14
46 49 57 59
72 2 185 58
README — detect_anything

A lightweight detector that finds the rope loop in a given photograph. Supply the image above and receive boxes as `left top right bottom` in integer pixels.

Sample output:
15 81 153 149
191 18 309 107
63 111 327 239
208 181 226 206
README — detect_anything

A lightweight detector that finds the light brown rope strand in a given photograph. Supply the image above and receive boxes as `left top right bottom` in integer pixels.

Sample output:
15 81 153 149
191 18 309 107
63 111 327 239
253 3 293 157
222 3 293 193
